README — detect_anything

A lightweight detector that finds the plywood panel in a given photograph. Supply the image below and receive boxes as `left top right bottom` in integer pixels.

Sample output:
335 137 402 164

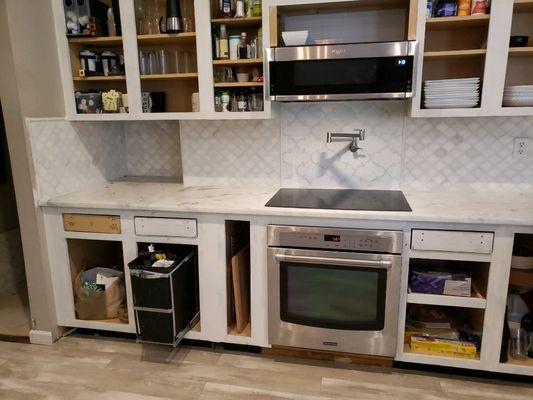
63 214 121 234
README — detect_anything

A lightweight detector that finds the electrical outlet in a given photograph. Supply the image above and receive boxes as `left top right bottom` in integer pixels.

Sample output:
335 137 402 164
513 138 530 160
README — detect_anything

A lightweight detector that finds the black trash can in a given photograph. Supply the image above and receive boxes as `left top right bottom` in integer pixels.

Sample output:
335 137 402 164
129 246 199 345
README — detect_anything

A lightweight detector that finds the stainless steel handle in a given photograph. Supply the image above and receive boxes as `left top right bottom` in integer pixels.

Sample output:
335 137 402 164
275 254 392 269
130 270 169 279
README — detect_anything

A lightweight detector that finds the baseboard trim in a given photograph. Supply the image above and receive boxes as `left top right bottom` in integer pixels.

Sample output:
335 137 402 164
29 330 54 345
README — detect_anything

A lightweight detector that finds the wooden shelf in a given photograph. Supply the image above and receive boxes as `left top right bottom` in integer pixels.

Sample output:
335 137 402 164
214 81 263 88
68 36 123 47
73 76 126 81
424 49 487 59
140 72 198 80
514 0 533 13
426 14 490 30
213 58 263 66
211 17 262 26
509 46 533 56
509 268 533 288
407 293 487 309
137 32 196 45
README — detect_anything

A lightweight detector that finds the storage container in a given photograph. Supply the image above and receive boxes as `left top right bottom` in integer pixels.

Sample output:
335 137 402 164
129 245 199 345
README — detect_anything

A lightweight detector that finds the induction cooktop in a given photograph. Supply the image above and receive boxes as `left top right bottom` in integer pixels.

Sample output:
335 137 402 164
265 189 412 212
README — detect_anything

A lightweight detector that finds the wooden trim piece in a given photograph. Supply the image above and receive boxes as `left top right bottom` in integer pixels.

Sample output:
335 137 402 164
426 14 490 30
407 0 418 40
262 345 393 368
269 6 278 47
137 32 196 45
508 46 533 57
213 58 263 66
214 82 264 88
68 36 123 46
424 49 487 59
73 76 126 81
140 72 199 80
211 17 262 26
509 268 533 289
63 214 121 234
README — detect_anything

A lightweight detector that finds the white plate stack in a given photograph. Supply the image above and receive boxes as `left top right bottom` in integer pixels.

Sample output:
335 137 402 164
423 78 480 109
503 85 533 107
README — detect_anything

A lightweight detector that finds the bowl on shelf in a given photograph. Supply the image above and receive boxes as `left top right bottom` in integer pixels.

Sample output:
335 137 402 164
282 30 308 46
510 36 529 47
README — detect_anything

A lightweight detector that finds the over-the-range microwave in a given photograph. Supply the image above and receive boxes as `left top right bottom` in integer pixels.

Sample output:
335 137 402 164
266 41 416 102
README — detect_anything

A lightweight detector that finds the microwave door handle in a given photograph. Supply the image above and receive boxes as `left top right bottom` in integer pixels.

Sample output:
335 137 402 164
275 254 392 269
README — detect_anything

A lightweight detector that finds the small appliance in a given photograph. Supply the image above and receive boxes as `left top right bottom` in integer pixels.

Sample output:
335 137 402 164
267 41 416 102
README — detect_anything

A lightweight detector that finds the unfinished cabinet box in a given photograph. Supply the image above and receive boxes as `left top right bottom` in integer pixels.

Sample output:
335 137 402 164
226 220 251 337
129 243 200 345
66 238 127 324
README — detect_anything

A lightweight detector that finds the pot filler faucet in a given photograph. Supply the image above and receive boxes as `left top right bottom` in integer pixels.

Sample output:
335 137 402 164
326 129 366 153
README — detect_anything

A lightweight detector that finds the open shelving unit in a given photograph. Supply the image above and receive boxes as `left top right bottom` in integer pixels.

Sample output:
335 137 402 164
210 1 266 114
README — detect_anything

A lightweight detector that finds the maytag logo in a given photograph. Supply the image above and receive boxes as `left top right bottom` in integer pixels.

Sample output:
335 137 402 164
323 341 338 347
331 48 346 56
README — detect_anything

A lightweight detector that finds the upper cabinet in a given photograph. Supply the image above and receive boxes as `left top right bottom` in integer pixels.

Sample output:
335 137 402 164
52 0 533 120
410 0 533 117
53 0 272 120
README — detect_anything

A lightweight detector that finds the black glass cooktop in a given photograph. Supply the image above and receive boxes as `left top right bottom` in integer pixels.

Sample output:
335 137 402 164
265 189 412 212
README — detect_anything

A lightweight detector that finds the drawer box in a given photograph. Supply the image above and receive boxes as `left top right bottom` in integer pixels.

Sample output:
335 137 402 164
63 213 121 234
134 217 197 238
411 230 493 254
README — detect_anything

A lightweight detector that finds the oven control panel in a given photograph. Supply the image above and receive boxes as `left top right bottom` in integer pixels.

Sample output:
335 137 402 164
269 226 403 254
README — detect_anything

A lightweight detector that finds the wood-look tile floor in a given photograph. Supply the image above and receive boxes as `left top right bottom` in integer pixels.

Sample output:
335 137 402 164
0 335 532 400
0 282 30 337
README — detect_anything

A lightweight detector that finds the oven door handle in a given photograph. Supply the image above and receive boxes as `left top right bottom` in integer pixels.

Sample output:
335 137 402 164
274 254 392 269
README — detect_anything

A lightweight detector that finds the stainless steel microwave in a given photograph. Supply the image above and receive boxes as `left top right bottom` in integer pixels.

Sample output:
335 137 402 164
266 41 416 102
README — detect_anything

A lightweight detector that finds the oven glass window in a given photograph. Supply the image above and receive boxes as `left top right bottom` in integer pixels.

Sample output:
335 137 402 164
280 262 387 330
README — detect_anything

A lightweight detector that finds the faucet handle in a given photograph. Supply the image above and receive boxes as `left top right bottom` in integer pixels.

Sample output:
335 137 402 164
354 128 366 140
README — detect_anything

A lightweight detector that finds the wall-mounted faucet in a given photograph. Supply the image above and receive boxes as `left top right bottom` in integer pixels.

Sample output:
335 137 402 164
326 129 366 153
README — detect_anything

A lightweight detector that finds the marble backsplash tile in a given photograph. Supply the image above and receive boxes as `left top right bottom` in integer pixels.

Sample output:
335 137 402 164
179 119 281 187
281 101 405 189
124 121 182 179
402 116 533 192
28 119 126 200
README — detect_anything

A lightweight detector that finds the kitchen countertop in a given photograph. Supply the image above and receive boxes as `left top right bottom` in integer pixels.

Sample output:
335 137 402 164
40 182 533 226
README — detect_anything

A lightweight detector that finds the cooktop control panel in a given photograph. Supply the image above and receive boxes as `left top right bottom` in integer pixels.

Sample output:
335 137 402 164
268 226 403 254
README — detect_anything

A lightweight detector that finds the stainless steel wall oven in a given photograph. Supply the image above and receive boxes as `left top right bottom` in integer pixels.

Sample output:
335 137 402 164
267 225 403 356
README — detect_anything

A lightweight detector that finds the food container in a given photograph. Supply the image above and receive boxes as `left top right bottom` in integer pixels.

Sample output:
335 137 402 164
79 50 102 76
75 91 103 114
410 336 478 359
510 36 529 48
282 31 309 46
101 51 118 76
237 72 249 82
229 35 241 60
410 269 472 297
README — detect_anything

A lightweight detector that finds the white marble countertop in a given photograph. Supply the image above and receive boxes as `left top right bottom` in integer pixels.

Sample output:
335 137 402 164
40 182 533 226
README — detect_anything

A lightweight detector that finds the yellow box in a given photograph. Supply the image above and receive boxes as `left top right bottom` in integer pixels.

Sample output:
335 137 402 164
410 336 477 359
